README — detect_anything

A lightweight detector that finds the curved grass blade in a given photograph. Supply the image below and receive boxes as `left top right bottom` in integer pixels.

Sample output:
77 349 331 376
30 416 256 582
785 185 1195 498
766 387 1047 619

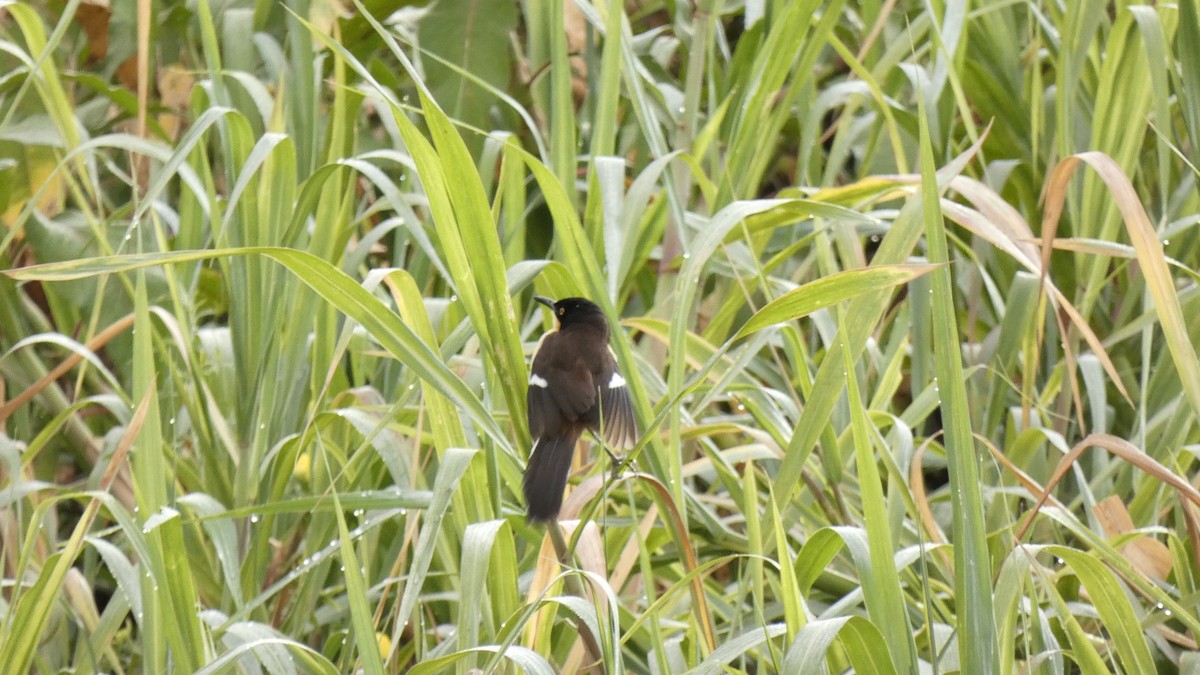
734 264 940 340
782 616 901 675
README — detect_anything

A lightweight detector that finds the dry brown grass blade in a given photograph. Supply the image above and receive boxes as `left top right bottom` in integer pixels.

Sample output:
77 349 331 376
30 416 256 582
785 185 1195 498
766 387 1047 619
1155 623 1198 651
560 472 606 521
609 506 658 593
908 433 952 570
0 313 135 424
133 0 151 188
1053 304 1088 434
978 433 1069 513
522 522 603 665
376 509 420 645
522 532 560 642
1182 502 1200 583
939 184 1131 407
556 520 606 674
891 170 1130 420
0 314 138 506
944 177 1043 267
1041 152 1200 415
97 380 153 493
555 450 721 654
1093 495 1172 581
0 382 153 667
1014 433 1200 544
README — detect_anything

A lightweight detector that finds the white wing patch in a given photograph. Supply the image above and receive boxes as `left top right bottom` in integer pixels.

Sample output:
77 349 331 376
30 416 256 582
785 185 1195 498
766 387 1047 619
529 373 549 388
608 372 626 389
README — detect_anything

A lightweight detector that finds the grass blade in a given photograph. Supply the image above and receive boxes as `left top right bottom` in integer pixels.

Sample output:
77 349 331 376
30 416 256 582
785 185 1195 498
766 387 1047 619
917 84 998 673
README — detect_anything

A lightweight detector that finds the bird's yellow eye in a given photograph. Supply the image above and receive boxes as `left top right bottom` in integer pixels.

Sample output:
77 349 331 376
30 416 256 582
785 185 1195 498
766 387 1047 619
558 308 565 316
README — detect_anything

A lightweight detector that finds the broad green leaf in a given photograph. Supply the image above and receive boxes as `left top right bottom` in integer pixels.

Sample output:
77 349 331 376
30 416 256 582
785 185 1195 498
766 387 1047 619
1049 546 1156 675
783 616 901 675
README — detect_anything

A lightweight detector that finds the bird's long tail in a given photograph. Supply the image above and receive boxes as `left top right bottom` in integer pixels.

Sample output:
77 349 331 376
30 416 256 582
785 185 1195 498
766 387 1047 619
523 429 582 522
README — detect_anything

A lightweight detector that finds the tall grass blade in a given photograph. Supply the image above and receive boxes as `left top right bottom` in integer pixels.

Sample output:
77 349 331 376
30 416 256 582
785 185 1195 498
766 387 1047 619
917 85 998 673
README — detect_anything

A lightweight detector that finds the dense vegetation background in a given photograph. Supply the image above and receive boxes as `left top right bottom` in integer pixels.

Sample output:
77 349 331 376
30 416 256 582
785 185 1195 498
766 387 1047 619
2 0 1199 672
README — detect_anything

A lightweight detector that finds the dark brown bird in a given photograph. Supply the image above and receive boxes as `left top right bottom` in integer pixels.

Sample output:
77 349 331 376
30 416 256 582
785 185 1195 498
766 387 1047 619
524 296 637 522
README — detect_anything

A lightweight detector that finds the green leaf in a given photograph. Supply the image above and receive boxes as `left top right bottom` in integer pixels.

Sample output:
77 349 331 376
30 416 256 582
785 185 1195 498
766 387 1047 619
331 489 384 674
783 616 901 675
419 0 518 156
840 311 916 672
1048 546 1156 675
917 76 998 674
734 264 940 340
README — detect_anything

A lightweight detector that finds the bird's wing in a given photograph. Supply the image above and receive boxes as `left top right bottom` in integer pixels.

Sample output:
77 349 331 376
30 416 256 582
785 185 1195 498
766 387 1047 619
596 350 638 450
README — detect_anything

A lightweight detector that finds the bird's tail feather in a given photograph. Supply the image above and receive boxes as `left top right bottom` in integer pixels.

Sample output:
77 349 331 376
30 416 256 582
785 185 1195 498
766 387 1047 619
524 430 581 522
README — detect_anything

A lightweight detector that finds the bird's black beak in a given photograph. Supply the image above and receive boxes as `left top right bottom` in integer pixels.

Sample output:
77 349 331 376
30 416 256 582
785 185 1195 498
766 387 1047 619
534 295 556 311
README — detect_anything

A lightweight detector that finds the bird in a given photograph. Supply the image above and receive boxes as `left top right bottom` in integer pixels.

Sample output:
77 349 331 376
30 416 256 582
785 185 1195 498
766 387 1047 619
524 295 638 522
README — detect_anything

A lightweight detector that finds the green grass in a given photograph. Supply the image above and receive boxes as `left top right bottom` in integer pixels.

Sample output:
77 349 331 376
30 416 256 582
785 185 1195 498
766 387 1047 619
2 0 1199 672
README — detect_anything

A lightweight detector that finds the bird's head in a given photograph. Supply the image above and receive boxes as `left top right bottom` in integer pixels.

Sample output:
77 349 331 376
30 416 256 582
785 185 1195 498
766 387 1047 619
535 296 609 333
